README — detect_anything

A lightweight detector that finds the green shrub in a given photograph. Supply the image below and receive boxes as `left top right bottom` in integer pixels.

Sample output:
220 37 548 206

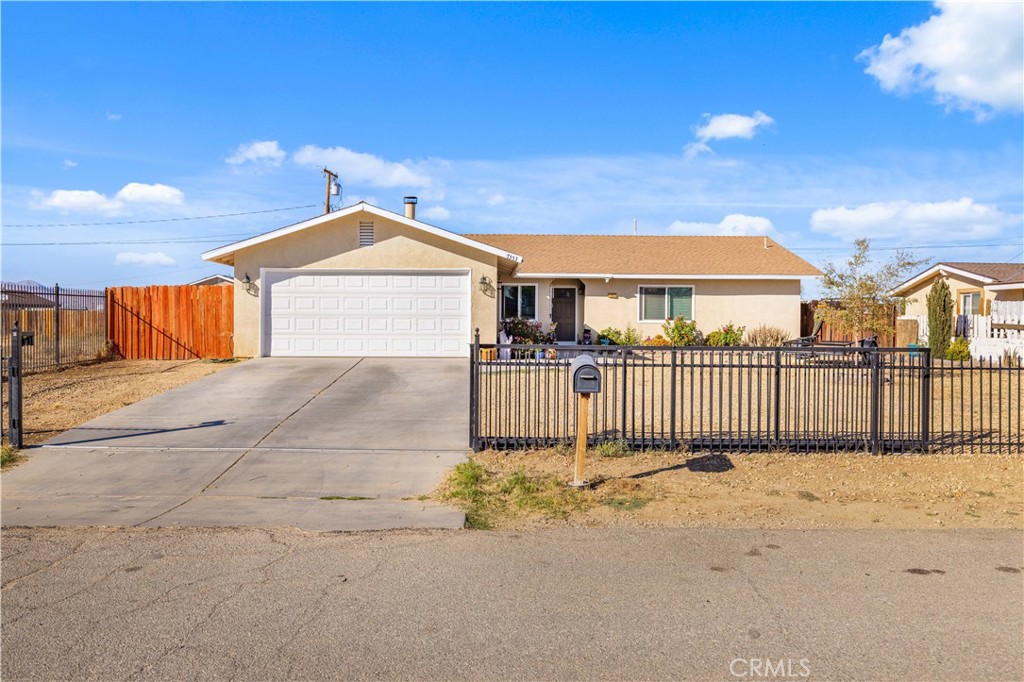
706 323 745 347
746 324 789 347
945 337 970 361
661 316 701 346
927 278 953 360
594 439 632 457
620 324 643 346
599 327 623 345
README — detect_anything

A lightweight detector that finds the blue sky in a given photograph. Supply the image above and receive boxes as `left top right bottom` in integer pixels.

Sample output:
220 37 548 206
2 1 1022 291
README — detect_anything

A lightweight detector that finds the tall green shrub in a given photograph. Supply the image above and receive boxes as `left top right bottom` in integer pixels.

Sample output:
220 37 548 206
926 278 953 360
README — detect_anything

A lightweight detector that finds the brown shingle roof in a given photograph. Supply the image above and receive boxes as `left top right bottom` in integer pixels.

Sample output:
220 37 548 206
941 262 1024 284
464 234 822 277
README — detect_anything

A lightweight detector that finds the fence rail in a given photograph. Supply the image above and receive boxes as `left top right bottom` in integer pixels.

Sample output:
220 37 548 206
1 282 107 375
106 285 233 360
471 342 1022 454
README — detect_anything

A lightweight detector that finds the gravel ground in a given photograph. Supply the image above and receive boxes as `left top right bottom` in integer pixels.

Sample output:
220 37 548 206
1 359 241 450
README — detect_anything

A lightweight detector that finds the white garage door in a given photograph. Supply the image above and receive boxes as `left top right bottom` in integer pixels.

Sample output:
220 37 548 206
263 269 471 357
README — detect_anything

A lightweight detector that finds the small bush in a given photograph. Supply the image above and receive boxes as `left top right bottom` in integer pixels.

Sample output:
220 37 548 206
620 324 643 346
594 439 632 458
662 316 701 346
945 337 970 361
705 323 746 347
501 317 554 344
643 335 672 347
1 445 23 470
746 324 789 347
599 327 623 345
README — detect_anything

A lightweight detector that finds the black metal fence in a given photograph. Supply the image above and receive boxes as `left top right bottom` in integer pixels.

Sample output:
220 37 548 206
470 342 1023 454
1 282 107 375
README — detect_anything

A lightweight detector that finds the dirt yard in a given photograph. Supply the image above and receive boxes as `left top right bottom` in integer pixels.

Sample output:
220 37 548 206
2 359 241 450
437 448 1024 530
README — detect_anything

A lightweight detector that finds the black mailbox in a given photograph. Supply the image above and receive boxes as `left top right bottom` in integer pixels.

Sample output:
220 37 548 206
20 331 34 347
570 354 601 394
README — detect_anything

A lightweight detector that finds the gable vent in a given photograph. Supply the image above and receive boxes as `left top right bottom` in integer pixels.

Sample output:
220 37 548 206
358 222 374 248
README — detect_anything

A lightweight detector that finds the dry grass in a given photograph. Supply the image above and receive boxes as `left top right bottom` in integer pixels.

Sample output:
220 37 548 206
435 448 1024 530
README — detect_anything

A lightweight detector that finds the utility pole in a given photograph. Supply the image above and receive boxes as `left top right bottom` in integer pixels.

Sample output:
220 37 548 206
323 167 339 215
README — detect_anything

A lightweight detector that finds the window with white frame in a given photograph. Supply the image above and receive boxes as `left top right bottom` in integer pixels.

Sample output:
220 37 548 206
501 284 537 320
960 292 981 316
639 286 693 322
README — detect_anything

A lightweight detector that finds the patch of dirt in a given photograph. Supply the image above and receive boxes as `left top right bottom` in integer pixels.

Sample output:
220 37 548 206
463 448 1024 530
2 359 241 449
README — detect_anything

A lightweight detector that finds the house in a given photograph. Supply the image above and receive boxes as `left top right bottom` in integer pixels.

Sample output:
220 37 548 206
201 198 821 357
894 262 1024 317
188 274 233 286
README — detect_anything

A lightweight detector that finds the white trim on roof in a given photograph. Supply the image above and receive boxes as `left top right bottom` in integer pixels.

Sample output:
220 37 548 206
512 272 812 280
986 281 1024 291
893 264 996 294
201 202 523 265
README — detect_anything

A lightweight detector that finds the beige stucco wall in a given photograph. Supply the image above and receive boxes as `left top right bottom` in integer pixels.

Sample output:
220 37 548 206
900 273 1011 317
496 276 803 340
580 278 802 339
230 212 499 356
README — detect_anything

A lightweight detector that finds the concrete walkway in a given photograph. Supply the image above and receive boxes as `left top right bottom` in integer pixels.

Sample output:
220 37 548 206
2 358 468 530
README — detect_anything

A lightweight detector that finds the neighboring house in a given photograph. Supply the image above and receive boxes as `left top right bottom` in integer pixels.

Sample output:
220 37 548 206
0 290 56 310
202 199 820 357
188 274 233 286
894 262 1024 318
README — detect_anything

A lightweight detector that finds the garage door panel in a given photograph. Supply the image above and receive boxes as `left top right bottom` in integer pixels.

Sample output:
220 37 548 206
265 270 470 357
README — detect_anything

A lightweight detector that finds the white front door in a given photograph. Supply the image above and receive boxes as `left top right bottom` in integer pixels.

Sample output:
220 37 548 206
262 269 471 357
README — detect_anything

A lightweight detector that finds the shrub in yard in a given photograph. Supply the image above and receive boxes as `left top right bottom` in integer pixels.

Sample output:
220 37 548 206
661 316 701 346
945 337 970 361
643 335 672 346
594 439 632 457
927 278 953 360
745 324 789 347
599 326 623 345
502 317 545 344
705 323 745 347
620 324 643 346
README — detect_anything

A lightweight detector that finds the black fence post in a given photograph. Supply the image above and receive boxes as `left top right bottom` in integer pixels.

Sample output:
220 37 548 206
53 282 61 366
8 323 24 449
469 328 480 451
869 349 881 455
921 348 931 452
772 348 782 446
620 347 629 443
669 348 677 450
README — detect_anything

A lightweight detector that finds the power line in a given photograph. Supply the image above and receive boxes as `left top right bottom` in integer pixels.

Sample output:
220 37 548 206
792 241 1022 253
6 233 258 246
2 204 316 228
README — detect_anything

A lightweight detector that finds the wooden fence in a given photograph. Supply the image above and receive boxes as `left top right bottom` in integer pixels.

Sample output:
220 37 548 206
106 285 233 359
800 300 897 346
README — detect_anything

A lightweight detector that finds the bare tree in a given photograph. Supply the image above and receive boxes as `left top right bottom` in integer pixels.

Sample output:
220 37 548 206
816 238 926 342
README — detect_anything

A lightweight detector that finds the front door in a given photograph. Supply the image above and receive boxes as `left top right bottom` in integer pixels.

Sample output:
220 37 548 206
551 288 577 342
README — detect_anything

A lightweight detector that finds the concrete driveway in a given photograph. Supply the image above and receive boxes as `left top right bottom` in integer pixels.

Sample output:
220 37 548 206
1 358 468 531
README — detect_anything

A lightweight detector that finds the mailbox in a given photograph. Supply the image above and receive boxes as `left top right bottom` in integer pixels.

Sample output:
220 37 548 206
20 331 34 347
570 354 602 394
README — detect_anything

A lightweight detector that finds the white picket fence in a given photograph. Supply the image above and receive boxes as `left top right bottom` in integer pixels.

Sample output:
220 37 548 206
898 299 1024 361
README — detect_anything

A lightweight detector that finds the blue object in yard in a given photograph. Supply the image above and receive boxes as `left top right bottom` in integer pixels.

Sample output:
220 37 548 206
907 343 920 358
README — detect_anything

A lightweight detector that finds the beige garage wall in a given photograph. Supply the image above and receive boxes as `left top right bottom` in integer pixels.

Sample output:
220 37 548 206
581 278 803 339
230 213 499 356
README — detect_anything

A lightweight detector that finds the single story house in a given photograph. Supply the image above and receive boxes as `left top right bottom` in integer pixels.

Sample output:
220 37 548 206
202 198 821 357
188 274 233 286
893 262 1024 317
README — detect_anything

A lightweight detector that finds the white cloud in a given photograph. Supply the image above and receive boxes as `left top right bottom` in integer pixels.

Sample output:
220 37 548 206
114 182 185 205
35 189 122 214
114 251 176 267
32 182 185 214
226 140 286 168
62 160 77 169
859 1 1024 119
810 197 1019 240
685 111 774 158
667 213 779 237
106 112 122 121
421 205 451 221
292 145 432 188
485 192 506 206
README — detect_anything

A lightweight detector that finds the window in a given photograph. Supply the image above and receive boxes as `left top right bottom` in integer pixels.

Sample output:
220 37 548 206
358 222 374 248
639 286 693 322
501 285 537 320
961 292 981 316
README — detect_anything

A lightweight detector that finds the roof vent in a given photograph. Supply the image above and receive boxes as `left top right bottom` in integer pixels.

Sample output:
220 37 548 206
404 196 418 220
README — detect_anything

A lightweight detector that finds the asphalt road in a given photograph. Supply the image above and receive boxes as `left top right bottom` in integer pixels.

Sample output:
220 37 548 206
2 527 1021 681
